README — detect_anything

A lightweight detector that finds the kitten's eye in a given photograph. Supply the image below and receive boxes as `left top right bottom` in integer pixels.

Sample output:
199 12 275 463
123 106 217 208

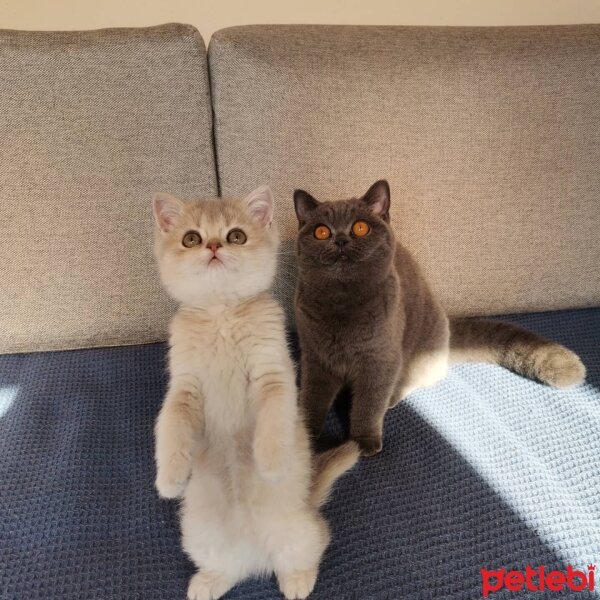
352 220 370 237
182 231 202 247
314 225 331 240
227 228 247 245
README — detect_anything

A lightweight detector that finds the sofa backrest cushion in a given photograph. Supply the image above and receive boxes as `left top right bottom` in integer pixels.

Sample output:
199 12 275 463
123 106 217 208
0 24 217 353
209 25 600 320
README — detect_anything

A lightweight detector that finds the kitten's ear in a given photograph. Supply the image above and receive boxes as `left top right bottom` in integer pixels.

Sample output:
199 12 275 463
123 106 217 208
244 185 274 227
361 180 390 222
293 189 320 224
153 192 185 233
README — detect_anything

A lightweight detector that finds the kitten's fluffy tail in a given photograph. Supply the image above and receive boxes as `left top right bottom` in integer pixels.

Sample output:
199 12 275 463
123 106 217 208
310 441 359 508
449 318 586 389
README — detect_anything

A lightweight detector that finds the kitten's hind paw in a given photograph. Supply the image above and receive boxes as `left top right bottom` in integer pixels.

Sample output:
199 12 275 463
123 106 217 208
278 568 318 600
187 570 234 600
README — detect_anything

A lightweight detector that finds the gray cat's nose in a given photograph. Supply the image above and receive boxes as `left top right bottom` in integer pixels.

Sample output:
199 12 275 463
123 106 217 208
335 236 349 248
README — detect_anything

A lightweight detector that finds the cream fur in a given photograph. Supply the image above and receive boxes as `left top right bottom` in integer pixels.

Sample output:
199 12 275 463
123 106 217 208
153 190 353 600
391 348 450 407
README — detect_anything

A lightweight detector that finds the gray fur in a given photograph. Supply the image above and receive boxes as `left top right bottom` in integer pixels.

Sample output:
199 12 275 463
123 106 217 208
294 180 586 456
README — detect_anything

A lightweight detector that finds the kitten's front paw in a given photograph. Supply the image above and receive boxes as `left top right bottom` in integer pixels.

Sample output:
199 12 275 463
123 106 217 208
278 568 318 600
155 452 193 499
254 438 288 483
354 435 383 457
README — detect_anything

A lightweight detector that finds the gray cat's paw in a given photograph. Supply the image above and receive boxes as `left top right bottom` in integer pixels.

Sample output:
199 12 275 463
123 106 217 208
354 435 383 457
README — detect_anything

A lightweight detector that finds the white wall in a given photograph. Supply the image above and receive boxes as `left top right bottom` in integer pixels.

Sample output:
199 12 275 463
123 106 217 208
1 0 599 42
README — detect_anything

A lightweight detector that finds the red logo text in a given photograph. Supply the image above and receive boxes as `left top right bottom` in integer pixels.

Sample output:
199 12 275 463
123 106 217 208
481 564 595 597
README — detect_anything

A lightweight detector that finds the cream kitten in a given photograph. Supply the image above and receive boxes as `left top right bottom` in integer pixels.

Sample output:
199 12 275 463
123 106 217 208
152 187 358 600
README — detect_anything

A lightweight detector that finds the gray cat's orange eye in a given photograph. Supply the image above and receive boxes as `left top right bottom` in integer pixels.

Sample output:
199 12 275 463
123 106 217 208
227 228 247 245
314 225 331 240
182 231 202 247
352 220 370 237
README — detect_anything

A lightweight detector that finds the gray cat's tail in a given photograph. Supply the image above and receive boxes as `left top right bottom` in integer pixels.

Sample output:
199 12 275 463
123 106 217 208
310 441 359 508
449 318 585 389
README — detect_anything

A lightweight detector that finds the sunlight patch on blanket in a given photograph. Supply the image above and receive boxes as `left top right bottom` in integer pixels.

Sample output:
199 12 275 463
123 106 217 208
408 363 600 572
0 385 18 419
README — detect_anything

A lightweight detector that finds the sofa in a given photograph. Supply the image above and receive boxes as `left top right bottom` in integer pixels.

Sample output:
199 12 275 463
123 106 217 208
1 23 599 600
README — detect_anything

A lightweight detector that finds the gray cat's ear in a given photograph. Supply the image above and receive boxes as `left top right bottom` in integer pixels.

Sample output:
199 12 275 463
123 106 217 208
153 192 185 233
244 185 274 227
361 180 390 222
294 189 320 223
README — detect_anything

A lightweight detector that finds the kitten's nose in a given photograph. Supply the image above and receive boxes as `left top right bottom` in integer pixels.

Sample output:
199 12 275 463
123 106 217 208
207 239 222 253
335 236 349 248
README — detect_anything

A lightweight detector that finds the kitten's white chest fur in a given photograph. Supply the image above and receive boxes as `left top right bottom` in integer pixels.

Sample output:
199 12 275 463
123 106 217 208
170 304 252 436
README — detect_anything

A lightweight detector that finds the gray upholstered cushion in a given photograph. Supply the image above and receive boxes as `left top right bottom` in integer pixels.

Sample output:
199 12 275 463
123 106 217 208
0 24 217 353
209 25 600 321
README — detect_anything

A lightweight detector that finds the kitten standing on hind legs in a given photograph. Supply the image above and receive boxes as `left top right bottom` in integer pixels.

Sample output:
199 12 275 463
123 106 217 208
153 186 358 600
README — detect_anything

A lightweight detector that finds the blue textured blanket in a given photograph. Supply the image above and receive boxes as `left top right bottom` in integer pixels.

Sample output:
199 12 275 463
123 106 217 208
1 309 599 599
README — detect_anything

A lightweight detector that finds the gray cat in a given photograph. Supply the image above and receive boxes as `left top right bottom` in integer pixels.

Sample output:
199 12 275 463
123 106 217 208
293 180 586 456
